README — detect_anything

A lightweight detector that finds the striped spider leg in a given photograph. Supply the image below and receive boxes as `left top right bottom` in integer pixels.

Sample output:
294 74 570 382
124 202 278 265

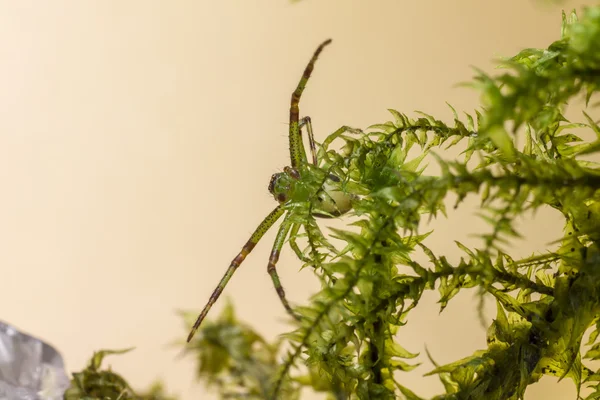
187 39 353 343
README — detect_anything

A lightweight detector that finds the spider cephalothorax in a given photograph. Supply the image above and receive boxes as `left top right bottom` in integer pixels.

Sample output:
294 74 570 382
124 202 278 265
188 38 357 343
268 166 300 204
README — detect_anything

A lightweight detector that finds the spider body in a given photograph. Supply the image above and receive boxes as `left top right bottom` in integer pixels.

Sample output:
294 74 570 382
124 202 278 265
268 167 352 217
187 39 351 343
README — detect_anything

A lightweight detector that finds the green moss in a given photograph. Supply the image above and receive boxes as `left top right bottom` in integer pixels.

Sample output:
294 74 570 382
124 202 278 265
65 5 600 400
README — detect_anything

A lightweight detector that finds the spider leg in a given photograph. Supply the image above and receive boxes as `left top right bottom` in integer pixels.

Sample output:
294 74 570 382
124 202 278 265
288 222 310 263
321 125 364 155
299 116 318 166
187 206 285 343
267 215 301 321
289 39 332 168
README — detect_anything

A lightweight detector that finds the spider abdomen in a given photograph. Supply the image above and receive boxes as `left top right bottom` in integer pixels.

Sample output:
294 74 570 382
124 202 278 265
312 180 353 218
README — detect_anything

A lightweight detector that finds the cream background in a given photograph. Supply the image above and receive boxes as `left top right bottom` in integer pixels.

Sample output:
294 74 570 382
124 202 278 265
0 0 593 399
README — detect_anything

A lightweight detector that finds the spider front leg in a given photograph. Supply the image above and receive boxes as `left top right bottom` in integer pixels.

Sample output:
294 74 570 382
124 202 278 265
321 125 365 153
187 206 285 343
289 39 332 168
299 116 318 166
267 216 301 321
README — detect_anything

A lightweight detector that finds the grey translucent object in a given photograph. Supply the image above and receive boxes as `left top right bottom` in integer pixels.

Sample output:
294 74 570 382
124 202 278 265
0 321 70 400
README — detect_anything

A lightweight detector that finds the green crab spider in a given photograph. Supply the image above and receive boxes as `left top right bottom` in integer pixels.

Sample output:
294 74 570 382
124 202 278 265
187 39 354 343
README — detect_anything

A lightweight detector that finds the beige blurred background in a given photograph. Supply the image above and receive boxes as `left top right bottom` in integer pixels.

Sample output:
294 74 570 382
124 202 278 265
0 0 593 399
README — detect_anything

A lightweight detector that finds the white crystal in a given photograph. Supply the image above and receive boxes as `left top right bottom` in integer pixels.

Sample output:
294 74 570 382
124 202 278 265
0 321 69 400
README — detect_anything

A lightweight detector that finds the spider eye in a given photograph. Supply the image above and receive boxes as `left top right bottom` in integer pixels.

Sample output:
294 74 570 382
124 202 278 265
268 174 277 194
277 193 287 203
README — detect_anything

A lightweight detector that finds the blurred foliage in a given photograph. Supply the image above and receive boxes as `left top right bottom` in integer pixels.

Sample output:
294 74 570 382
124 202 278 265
63 348 177 400
177 301 298 399
67 5 600 400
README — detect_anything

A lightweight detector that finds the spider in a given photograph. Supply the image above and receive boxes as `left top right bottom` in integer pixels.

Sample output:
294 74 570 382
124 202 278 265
187 39 355 343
